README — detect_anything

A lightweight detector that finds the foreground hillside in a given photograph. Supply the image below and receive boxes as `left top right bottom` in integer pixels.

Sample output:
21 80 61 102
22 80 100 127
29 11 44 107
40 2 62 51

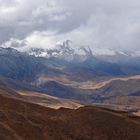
0 93 140 140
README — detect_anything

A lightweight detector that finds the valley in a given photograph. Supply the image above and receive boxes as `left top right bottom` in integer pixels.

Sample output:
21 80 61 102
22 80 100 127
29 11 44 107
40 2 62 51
0 47 140 139
1 0 140 139
34 74 140 90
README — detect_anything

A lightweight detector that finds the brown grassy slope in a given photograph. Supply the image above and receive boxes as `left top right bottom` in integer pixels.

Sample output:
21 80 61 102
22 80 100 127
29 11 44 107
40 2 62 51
0 92 140 140
0 81 82 109
17 90 82 109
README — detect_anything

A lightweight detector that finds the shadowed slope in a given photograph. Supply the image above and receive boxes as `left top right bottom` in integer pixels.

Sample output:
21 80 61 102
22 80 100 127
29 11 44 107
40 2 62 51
0 91 140 140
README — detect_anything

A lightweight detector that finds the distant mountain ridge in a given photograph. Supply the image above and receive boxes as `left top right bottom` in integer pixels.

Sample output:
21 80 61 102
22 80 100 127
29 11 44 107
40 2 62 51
1 46 140 80
0 46 140 108
26 46 133 61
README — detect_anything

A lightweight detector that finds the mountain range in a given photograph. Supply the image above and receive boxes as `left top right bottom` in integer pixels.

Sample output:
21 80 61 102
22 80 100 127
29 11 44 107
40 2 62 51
0 46 140 108
0 46 140 139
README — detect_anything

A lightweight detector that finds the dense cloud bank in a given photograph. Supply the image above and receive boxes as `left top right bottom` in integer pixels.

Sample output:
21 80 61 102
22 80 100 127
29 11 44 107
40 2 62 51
0 0 140 53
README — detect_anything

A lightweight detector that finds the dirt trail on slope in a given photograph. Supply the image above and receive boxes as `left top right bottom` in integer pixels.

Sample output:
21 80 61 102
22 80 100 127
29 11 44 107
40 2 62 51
80 75 140 89
35 75 140 90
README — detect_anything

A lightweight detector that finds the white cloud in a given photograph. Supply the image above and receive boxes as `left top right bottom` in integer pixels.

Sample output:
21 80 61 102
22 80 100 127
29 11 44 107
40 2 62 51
1 0 140 53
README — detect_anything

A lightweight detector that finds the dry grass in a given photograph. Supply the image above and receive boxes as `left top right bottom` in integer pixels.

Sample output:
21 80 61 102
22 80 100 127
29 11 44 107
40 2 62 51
17 90 82 109
36 75 140 90
0 92 140 140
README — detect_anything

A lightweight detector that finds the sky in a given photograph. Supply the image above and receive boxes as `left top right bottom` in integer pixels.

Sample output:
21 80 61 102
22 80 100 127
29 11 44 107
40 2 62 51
0 0 140 53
